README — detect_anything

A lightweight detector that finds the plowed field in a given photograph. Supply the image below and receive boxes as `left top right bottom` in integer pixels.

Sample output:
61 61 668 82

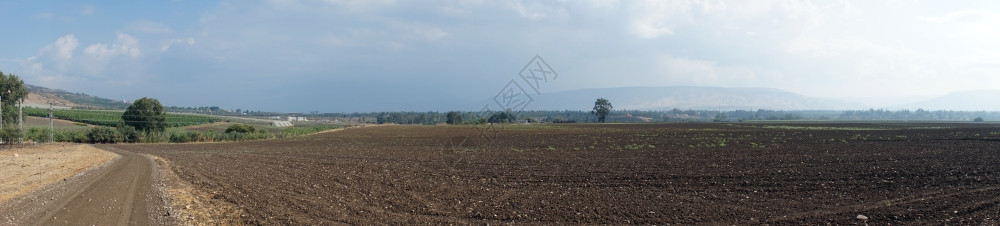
115 123 1000 224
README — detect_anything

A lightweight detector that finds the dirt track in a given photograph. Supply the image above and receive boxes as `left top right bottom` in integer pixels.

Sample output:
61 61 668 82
1 145 170 225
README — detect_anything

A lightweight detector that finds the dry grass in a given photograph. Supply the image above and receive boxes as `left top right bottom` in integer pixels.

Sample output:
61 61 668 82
0 143 115 202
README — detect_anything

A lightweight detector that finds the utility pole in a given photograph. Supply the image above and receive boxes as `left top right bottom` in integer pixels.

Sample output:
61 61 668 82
49 103 54 143
18 100 22 144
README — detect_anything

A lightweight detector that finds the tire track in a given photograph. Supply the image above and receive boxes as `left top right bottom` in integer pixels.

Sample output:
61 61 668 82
26 145 161 225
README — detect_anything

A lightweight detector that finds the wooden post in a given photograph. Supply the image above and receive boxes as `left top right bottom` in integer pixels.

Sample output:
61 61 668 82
18 100 22 144
0 94 3 145
49 104 54 143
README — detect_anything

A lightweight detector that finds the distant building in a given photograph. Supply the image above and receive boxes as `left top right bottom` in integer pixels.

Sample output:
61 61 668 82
271 121 293 127
287 116 308 122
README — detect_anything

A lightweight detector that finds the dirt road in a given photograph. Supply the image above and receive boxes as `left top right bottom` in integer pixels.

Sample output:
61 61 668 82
1 145 170 225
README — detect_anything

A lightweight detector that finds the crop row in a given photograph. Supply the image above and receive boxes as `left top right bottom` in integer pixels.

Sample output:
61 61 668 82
23 107 220 127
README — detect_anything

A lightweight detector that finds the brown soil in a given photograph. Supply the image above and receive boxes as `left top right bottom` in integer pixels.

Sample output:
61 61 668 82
111 123 1000 224
148 154 244 225
24 93 77 108
23 116 92 130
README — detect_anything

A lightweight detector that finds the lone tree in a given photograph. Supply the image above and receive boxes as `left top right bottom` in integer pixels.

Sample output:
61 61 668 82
446 111 462 125
591 98 612 123
122 97 167 133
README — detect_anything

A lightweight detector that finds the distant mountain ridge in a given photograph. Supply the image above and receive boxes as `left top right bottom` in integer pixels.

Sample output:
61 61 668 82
891 90 1000 111
521 86 864 111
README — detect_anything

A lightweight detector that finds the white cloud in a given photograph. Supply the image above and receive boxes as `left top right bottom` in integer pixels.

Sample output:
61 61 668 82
920 10 1000 24
160 37 196 51
655 55 765 86
663 56 719 82
505 0 566 21
83 33 142 59
12 0 1000 111
267 0 396 13
15 32 163 91
627 1 688 38
40 35 80 61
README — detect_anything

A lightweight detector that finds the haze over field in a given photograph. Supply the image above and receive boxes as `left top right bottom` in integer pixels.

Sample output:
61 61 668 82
1 1 999 112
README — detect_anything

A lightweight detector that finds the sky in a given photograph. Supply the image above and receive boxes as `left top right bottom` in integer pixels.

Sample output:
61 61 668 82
1 0 1000 112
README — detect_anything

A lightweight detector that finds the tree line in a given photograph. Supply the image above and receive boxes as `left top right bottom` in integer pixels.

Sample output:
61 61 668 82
311 108 1000 125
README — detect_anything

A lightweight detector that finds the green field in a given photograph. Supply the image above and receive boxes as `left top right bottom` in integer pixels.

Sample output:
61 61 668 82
23 107 220 127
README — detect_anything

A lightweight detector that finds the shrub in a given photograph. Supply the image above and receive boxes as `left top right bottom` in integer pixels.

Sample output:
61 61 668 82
141 132 169 143
87 126 122 143
225 124 257 133
169 130 196 143
117 125 141 143
974 117 985 122
26 127 49 143
0 127 21 144
55 130 88 143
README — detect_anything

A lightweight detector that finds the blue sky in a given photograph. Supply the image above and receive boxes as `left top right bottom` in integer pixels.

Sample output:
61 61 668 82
1 0 1000 112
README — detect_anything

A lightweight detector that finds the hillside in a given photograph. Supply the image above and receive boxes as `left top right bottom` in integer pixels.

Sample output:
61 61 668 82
523 86 863 111
24 84 130 109
892 90 1000 111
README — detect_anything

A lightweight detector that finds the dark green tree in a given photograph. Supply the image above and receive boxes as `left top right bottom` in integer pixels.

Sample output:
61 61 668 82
713 112 728 122
488 111 515 123
0 71 28 128
591 98 612 123
122 97 167 133
446 111 462 124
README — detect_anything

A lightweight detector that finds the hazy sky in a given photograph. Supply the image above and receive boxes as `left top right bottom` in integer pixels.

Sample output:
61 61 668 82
1 0 999 112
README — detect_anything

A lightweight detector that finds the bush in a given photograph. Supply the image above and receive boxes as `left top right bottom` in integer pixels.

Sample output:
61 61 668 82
0 127 21 144
225 124 256 133
169 130 203 143
87 126 122 143
57 130 88 143
117 125 141 143
26 127 49 143
974 117 985 122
